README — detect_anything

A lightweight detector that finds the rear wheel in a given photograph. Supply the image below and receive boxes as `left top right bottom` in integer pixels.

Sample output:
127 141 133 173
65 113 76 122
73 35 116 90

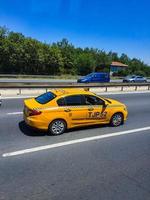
110 113 124 127
48 119 66 135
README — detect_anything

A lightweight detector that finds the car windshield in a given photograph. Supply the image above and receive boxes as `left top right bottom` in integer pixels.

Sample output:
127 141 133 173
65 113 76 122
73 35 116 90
85 73 94 78
126 75 135 78
35 92 56 104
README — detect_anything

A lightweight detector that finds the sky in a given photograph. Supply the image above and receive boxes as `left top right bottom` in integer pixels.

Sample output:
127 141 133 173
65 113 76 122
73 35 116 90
0 0 150 64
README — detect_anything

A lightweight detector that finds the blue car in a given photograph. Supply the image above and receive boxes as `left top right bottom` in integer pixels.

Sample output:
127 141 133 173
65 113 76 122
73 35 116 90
77 72 110 83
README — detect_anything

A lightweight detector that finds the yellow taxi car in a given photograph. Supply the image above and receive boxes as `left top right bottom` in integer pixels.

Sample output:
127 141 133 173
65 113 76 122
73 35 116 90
24 88 128 135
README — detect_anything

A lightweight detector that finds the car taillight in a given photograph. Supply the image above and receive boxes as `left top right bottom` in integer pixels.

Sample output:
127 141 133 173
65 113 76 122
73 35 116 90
29 109 42 116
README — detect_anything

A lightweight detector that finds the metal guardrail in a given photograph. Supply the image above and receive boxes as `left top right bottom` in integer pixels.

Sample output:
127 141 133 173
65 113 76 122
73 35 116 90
0 82 150 89
0 82 150 96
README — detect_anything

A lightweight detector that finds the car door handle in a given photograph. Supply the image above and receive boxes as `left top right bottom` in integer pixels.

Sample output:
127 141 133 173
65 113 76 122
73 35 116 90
88 107 94 111
64 108 71 112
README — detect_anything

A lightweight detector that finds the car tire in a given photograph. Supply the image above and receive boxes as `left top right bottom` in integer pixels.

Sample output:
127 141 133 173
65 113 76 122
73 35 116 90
110 113 124 127
48 119 67 135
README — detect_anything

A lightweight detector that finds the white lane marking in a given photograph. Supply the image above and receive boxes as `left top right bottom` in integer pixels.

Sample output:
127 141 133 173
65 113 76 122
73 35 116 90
2 126 150 157
7 112 23 115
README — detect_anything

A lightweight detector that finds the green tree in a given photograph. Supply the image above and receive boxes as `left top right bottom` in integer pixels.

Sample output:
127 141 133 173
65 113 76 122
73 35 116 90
56 39 76 74
75 52 96 75
0 26 150 77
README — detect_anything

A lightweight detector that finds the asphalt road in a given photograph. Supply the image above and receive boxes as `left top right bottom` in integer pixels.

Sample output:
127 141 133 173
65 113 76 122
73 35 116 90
0 78 150 83
0 93 150 200
0 78 77 83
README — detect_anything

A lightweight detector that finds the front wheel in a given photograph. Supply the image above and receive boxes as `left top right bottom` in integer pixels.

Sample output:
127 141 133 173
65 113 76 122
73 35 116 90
48 119 66 135
110 113 124 127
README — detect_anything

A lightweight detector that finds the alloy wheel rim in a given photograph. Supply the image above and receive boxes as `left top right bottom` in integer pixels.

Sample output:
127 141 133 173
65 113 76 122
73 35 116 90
51 121 65 134
112 114 122 126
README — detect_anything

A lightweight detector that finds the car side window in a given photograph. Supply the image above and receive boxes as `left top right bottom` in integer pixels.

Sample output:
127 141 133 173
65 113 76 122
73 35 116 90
57 98 66 106
84 95 104 105
65 95 83 106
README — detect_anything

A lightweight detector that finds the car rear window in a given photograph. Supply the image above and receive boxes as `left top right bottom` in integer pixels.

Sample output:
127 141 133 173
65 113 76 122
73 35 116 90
35 92 56 104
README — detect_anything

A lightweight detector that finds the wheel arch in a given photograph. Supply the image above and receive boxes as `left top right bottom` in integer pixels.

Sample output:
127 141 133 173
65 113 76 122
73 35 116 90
110 112 124 124
49 118 68 129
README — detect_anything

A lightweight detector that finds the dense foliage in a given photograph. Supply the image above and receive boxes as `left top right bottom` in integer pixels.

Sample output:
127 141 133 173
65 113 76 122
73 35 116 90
0 26 150 76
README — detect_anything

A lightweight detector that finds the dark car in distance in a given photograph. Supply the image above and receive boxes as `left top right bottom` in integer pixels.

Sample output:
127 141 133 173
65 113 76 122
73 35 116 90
77 72 110 83
123 75 147 83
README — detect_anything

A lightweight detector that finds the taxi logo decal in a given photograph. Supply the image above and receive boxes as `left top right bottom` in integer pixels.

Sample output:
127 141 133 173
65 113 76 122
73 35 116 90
88 111 107 119
72 111 107 121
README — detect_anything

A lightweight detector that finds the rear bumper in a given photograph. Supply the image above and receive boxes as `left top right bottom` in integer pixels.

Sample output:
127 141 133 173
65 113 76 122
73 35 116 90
24 114 48 131
77 80 87 83
123 80 129 82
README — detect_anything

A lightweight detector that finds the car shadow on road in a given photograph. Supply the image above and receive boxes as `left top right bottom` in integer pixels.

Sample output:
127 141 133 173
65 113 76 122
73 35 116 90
19 121 113 137
66 124 109 134
19 121 48 137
